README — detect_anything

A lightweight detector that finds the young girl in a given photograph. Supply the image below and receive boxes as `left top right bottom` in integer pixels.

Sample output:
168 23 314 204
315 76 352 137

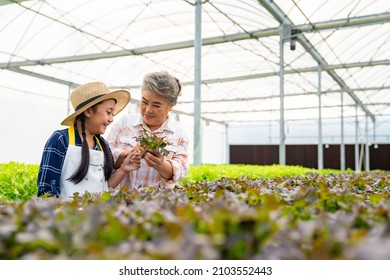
37 82 141 198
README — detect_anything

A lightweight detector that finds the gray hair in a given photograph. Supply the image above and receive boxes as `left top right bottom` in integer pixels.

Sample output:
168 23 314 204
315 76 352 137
141 71 182 106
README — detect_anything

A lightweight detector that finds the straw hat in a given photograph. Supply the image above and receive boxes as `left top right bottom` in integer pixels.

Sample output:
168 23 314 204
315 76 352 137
61 82 130 126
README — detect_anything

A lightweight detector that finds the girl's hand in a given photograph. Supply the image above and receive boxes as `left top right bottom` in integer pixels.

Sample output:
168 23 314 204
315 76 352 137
120 150 141 172
114 150 128 169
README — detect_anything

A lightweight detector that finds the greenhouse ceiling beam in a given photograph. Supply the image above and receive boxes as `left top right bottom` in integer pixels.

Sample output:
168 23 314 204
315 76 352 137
1 12 389 69
9 60 390 105
179 85 390 104
258 0 376 122
7 67 225 125
180 59 390 86
217 114 386 123
134 101 223 125
9 67 79 88
131 101 225 125
7 57 388 88
202 103 389 115
121 59 390 89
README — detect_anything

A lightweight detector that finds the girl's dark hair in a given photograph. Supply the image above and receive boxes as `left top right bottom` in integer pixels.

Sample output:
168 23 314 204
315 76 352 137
67 104 114 184
96 134 114 180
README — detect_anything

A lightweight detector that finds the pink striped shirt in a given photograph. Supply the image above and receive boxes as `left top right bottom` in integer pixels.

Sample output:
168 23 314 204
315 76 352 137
107 114 189 189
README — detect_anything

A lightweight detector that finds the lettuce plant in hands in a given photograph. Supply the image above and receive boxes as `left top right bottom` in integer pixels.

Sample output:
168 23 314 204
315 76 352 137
134 129 172 158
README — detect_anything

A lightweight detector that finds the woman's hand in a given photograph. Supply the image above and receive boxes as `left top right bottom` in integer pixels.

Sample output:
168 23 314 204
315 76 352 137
143 149 164 168
137 144 173 180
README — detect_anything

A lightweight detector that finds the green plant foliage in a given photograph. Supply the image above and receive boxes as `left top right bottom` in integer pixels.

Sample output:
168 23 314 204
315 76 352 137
0 169 389 260
134 128 172 157
0 162 339 202
0 162 39 202
179 164 341 185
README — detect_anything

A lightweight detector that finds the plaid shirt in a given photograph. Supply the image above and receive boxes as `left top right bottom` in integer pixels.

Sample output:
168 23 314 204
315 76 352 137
107 114 189 189
37 127 110 197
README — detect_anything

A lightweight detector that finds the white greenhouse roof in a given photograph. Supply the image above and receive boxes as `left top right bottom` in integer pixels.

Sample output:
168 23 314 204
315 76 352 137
0 0 389 125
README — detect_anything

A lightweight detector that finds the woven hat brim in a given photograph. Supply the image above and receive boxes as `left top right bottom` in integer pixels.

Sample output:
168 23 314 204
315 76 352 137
61 89 130 126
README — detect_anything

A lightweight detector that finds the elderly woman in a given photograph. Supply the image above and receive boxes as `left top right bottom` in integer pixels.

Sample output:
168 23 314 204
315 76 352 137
107 71 189 189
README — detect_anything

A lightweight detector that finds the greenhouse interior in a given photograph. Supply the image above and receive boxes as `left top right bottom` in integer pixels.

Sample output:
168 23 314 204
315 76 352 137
0 0 389 171
2 0 390 265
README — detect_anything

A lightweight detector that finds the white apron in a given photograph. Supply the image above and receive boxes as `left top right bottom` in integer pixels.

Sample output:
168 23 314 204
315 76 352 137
59 125 108 198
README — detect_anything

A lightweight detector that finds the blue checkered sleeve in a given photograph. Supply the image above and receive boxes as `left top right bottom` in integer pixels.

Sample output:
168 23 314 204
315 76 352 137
37 129 68 197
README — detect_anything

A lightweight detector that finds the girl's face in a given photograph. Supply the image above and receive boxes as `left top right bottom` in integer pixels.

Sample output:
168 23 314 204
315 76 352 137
140 89 173 131
84 99 116 135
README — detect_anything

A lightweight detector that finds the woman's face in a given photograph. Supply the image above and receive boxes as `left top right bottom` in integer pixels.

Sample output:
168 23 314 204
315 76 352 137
85 99 116 135
140 89 173 131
